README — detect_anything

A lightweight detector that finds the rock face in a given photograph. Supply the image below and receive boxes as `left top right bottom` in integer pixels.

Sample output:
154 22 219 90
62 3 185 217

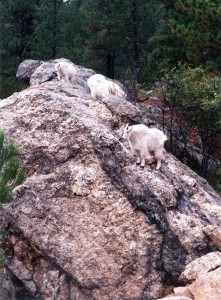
16 59 43 81
188 267 221 300
0 59 221 300
179 251 221 283
203 225 221 251
157 297 192 300
158 251 221 299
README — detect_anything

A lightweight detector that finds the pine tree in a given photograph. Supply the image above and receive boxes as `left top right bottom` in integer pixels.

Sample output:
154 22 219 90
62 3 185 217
33 0 68 59
152 0 221 71
80 0 126 78
161 65 221 176
0 0 37 64
0 0 38 98
57 0 87 64
0 132 26 203
80 0 162 87
121 0 163 88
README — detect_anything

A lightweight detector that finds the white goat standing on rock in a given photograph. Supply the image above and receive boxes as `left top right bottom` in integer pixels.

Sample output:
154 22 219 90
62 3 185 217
122 124 167 170
55 61 77 86
87 74 126 99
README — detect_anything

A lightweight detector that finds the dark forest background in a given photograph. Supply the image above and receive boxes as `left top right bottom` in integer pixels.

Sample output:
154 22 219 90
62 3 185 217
0 0 221 188
0 0 220 98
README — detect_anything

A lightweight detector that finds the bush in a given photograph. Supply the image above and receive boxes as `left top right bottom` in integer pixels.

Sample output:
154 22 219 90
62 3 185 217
0 131 26 203
206 167 221 194
0 76 26 99
160 65 221 177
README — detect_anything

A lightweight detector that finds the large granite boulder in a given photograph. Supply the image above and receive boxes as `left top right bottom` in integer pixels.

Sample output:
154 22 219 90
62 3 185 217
0 59 221 300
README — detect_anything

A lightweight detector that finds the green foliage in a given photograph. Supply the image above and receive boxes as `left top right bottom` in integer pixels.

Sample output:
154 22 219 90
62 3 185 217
80 0 126 77
168 0 221 66
0 0 220 96
206 167 221 194
33 0 68 59
0 0 38 98
161 65 221 176
80 0 162 82
56 0 87 64
0 76 26 99
165 66 221 132
151 0 221 72
0 0 37 65
0 248 5 266
0 132 26 203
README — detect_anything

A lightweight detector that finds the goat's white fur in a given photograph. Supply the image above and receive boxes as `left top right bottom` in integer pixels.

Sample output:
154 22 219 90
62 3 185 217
122 124 167 170
55 61 77 86
87 74 126 99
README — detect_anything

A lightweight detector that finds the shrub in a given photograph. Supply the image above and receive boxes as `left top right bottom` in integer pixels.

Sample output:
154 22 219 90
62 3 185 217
0 131 26 203
160 65 221 177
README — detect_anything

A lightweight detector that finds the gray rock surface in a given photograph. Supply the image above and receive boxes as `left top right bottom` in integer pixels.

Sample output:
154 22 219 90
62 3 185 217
179 251 221 283
16 59 43 80
173 286 193 298
0 59 221 299
203 225 221 250
188 267 221 300
157 297 192 300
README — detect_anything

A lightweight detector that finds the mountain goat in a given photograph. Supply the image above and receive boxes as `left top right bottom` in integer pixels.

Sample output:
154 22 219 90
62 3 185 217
87 74 126 99
55 61 77 86
122 124 167 170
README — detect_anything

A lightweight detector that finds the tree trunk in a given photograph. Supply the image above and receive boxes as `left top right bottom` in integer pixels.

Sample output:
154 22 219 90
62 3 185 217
106 52 115 79
52 0 57 59
131 0 140 98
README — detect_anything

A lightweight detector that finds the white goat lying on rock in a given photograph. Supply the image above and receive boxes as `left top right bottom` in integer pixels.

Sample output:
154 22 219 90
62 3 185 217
122 124 167 170
55 61 77 86
87 74 126 99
